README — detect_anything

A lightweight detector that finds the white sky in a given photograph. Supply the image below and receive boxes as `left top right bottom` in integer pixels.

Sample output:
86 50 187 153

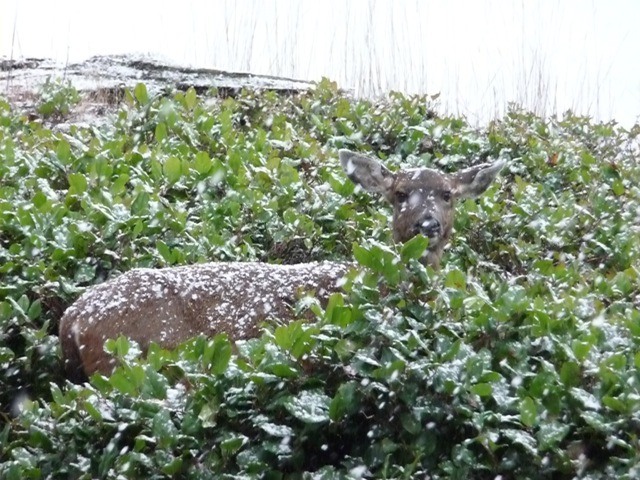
1 0 639 126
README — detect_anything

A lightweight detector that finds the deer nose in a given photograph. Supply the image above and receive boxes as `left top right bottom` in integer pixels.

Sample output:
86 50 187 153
416 218 441 238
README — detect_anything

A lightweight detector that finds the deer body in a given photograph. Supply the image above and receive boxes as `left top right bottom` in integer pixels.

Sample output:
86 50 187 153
60 261 350 381
60 149 505 380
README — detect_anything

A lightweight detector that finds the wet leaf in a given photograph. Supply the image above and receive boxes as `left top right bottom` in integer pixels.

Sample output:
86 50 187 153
519 396 537 427
400 234 429 263
285 390 330 424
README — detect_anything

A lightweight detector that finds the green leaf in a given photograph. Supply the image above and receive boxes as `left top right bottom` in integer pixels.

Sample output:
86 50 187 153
83 400 104 422
0 347 14 363
569 388 600 410
537 422 570 449
105 336 130 357
325 292 344 318
221 435 247 456
28 425 53 449
32 191 49 210
27 299 42 320
283 208 299 224
202 335 232 375
285 390 330 424
572 340 592 362
111 173 130 196
353 242 388 273
519 396 537 427
164 156 182 183
381 257 401 286
153 410 177 448
272 320 317 359
132 191 150 214
470 383 493 397
480 371 502 383
502 429 537 455
352 243 372 268
90 375 112 394
329 382 358 421
560 361 580 387
142 368 168 399
56 140 71 164
194 151 213 175
401 234 429 263
445 269 466 290
270 363 299 378
198 403 218 428
275 321 299 351
185 87 198 109
278 163 299 186
155 122 167 142
17 295 30 313
612 179 625 196
162 458 184 476
210 158 226 184
109 370 137 396
602 395 626 413
334 339 356 360
325 293 353 327
134 83 149 104
68 173 87 195
400 413 421 435
157 240 174 264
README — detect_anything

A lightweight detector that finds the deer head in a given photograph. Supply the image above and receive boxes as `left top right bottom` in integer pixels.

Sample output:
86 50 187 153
339 149 505 267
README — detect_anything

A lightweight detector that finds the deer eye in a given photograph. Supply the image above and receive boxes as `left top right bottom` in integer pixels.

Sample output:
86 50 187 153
395 191 409 203
442 190 452 202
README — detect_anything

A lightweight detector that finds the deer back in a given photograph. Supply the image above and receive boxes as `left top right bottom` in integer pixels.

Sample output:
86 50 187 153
59 261 351 380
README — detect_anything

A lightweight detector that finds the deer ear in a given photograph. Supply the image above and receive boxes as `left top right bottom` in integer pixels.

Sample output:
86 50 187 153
339 149 395 198
451 160 506 199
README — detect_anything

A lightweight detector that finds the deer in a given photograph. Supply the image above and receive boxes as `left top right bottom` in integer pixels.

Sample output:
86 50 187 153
59 149 505 381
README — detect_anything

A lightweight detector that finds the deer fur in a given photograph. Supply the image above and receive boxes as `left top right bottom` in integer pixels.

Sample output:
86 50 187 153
59 149 505 381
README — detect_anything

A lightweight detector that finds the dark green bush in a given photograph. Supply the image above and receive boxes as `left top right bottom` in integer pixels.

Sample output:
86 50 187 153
1 81 639 478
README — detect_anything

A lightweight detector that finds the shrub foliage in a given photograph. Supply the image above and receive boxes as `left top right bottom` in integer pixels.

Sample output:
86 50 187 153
1 80 639 478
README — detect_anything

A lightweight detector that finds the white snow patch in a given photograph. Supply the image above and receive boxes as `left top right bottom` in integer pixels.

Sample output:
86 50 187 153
346 159 356 175
409 191 422 208
349 465 370 479
10 392 31 417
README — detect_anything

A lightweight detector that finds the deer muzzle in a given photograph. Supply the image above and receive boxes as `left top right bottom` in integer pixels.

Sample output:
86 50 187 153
415 217 441 239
